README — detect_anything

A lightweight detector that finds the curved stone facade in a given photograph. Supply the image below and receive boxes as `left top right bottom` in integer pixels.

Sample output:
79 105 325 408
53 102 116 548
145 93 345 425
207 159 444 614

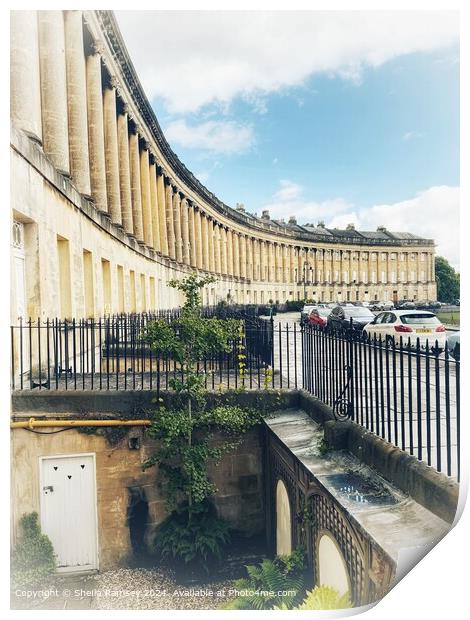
10 10 437 320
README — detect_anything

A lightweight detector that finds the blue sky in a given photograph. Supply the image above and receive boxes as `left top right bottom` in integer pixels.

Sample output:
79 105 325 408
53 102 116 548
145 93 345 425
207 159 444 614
116 11 460 266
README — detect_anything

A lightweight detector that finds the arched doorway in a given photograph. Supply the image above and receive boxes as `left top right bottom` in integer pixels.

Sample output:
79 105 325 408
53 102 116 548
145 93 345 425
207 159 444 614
317 531 350 596
275 479 292 555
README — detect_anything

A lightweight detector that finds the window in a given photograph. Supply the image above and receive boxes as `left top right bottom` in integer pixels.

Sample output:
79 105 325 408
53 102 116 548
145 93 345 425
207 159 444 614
57 236 72 318
391 253 397 260
149 276 156 309
381 271 386 283
101 259 111 315
117 265 125 313
390 271 397 284
140 274 147 311
83 250 94 318
129 270 136 313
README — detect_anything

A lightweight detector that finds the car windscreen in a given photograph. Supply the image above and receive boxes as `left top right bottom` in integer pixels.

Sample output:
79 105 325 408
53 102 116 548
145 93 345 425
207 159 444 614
318 308 331 317
400 313 440 325
344 307 374 318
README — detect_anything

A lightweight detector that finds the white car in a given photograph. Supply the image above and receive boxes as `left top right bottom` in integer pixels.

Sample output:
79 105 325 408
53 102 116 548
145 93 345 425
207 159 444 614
363 310 446 350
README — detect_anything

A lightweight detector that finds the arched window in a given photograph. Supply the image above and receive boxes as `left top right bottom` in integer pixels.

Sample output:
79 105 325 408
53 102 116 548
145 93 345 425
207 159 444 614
317 532 350 596
275 479 292 555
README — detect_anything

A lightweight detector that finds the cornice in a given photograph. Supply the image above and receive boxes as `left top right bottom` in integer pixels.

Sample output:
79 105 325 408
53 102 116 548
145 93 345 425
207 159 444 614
93 10 434 250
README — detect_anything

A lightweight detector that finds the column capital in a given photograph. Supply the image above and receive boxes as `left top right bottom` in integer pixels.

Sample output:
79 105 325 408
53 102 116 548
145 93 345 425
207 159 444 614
109 75 121 92
91 40 105 56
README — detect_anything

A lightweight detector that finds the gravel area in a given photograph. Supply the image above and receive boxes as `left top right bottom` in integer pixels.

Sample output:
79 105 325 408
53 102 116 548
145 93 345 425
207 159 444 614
92 567 235 610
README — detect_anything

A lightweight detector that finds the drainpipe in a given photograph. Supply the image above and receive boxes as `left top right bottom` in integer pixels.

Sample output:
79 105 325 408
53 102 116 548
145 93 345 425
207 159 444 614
10 418 151 429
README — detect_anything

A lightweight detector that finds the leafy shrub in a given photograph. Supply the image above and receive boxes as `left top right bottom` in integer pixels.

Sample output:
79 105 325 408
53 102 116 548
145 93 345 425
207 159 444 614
285 300 304 312
222 549 307 610
275 584 352 610
154 500 230 573
11 512 56 589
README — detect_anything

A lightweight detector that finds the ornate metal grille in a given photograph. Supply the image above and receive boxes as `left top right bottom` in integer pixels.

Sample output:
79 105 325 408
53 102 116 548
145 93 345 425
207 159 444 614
310 493 365 604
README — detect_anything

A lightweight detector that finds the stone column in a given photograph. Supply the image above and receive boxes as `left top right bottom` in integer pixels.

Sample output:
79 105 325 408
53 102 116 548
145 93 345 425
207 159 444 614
64 10 90 195
246 237 253 280
117 109 133 234
214 225 222 274
269 243 275 281
10 11 42 143
86 43 107 213
239 235 247 279
149 159 161 252
103 83 122 225
221 228 228 275
165 180 176 259
289 246 296 283
157 172 168 256
195 209 203 269
140 144 153 247
260 241 267 281
233 233 240 278
181 198 190 265
202 215 210 270
129 129 144 242
188 203 197 267
173 189 183 263
38 11 70 175
208 219 215 273
227 230 234 276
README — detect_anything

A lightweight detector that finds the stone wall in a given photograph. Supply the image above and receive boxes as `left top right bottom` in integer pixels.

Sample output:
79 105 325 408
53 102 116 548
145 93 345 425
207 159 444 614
11 423 264 570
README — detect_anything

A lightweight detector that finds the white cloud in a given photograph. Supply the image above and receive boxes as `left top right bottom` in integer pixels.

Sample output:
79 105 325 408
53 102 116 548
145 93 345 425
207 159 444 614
402 130 425 141
164 119 254 154
355 186 460 268
263 182 460 268
264 179 353 222
116 11 458 114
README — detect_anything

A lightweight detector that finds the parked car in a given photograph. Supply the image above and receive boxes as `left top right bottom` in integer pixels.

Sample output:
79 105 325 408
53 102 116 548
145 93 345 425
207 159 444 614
447 331 460 361
396 301 416 310
327 305 375 332
370 300 394 311
363 310 446 350
300 304 317 324
308 306 332 328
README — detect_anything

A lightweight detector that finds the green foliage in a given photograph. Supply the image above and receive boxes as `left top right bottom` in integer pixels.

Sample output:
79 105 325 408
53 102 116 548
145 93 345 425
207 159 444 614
285 300 304 311
143 273 262 565
222 549 307 610
11 512 56 590
154 501 230 572
287 585 352 610
435 256 460 303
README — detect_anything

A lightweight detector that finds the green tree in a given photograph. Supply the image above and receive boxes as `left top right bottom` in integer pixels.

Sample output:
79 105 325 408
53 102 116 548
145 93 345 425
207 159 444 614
435 256 460 303
142 273 262 570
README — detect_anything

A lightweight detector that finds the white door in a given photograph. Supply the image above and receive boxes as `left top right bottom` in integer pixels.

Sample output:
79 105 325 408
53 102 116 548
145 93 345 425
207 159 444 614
40 454 98 572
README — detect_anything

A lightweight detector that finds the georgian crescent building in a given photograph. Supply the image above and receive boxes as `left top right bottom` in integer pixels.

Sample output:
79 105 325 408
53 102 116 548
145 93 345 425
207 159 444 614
10 10 437 322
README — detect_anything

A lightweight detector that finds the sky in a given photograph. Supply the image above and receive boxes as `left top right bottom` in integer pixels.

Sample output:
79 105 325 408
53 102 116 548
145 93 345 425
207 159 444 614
115 11 460 267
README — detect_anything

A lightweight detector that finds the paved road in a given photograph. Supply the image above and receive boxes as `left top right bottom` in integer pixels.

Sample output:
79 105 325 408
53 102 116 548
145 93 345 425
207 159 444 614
270 312 460 480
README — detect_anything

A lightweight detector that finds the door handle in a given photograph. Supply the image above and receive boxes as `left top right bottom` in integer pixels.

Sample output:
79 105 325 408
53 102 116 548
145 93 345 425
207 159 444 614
43 485 54 493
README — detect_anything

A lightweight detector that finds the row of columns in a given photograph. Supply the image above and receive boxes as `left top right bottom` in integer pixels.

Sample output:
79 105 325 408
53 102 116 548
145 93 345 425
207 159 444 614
10 11 435 287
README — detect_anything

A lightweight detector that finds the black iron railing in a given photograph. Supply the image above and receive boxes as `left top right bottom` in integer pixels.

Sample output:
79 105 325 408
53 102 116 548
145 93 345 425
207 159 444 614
10 311 459 480
302 324 460 481
10 311 281 393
